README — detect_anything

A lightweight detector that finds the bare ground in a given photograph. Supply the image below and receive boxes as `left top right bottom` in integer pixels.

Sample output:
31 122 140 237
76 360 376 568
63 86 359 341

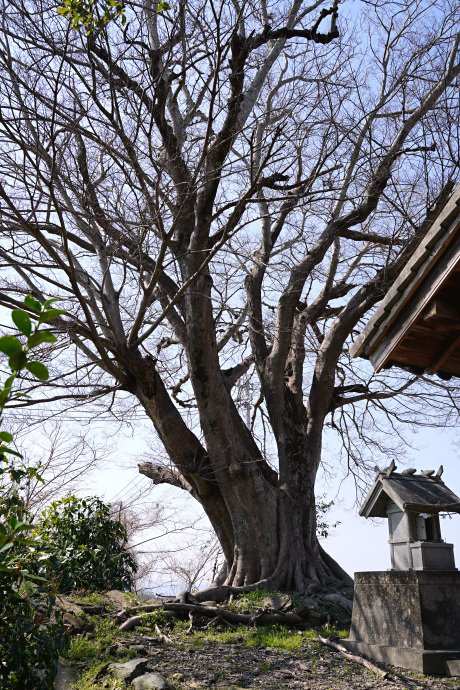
101 631 460 690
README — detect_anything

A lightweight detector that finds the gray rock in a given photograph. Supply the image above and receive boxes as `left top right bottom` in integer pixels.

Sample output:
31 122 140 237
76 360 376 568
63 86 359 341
262 593 292 611
131 672 167 689
54 595 84 616
322 592 353 613
106 644 118 655
54 660 79 689
62 612 86 633
129 644 148 653
109 658 149 682
135 635 161 644
106 590 133 608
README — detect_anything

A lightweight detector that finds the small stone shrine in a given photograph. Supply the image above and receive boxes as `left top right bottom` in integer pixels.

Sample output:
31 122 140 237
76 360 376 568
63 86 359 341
343 462 460 675
361 460 459 571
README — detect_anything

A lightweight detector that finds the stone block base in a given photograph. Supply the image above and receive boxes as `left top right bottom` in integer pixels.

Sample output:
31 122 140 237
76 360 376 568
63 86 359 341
342 640 460 675
347 570 460 674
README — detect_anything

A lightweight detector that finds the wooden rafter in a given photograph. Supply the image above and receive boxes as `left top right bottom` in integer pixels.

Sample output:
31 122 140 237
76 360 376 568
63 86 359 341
426 330 460 375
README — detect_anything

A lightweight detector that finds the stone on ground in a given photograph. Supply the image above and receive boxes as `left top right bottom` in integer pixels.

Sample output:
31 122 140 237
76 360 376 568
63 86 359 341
109 658 149 682
129 644 148 653
131 672 167 689
262 593 292 611
54 595 84 616
106 590 132 608
62 612 86 633
54 660 79 689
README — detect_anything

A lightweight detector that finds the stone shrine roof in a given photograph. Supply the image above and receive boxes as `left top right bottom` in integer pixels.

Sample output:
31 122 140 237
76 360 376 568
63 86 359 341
360 462 460 518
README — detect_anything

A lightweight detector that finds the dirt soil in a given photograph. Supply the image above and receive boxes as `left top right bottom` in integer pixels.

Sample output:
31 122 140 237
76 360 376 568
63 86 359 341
117 632 459 690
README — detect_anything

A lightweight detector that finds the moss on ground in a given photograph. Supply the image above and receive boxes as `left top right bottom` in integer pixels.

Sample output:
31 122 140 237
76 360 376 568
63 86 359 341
70 591 113 608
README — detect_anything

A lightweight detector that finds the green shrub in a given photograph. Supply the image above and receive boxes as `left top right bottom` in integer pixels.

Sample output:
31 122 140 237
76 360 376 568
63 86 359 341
0 566 68 689
35 494 137 592
0 296 69 689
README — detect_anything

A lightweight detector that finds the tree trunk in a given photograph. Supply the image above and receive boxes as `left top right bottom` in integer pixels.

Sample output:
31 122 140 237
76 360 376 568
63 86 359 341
140 452 350 594
197 473 351 593
131 255 352 594
137 356 351 593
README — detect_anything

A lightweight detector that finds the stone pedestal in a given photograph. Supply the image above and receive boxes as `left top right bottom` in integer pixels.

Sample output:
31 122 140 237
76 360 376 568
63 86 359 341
343 571 460 675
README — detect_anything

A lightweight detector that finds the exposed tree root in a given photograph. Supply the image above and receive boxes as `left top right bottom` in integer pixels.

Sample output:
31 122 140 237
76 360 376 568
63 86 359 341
316 633 390 680
203 614 237 630
115 601 306 632
181 576 353 605
118 615 142 632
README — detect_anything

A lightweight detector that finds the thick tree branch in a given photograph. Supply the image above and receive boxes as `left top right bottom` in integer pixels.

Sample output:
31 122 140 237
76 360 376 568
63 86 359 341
338 229 405 246
138 462 195 494
247 2 339 53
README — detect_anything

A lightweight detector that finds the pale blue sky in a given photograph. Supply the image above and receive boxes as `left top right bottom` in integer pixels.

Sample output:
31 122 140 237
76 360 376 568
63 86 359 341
92 418 460 582
319 425 460 576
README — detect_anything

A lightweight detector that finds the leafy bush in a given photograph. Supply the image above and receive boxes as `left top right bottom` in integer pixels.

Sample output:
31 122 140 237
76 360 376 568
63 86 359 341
0 295 134 686
35 495 137 592
0 568 68 689
0 296 69 689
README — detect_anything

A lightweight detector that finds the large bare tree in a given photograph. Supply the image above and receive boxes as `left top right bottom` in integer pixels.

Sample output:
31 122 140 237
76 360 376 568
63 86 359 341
1 0 460 594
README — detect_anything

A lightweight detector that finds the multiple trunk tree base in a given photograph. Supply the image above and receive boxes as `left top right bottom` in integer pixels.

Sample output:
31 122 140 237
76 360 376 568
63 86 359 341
139 458 353 595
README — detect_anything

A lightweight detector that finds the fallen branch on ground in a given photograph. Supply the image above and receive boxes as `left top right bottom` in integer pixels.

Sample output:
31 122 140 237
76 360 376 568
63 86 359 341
316 633 390 680
115 601 305 632
187 612 194 634
155 623 172 643
203 616 218 630
204 613 238 630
